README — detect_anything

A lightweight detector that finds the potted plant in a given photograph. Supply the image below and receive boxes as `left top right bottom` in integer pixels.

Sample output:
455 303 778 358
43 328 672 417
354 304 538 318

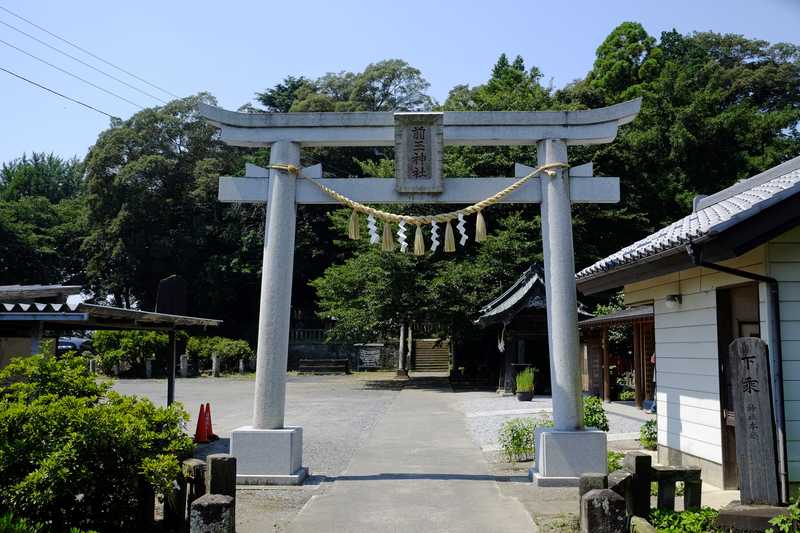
515 368 535 401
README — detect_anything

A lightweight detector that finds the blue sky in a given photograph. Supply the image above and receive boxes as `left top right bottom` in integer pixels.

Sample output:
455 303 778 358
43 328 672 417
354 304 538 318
0 0 798 163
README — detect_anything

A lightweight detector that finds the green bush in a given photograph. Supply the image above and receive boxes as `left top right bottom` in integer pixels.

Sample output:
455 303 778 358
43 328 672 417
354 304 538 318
607 450 624 472
515 368 535 393
618 389 635 401
641 419 657 450
0 354 193 531
186 336 253 372
649 507 720 533
767 497 800 532
0 513 42 533
91 330 170 376
498 417 553 462
583 395 609 431
0 513 97 533
497 398 609 463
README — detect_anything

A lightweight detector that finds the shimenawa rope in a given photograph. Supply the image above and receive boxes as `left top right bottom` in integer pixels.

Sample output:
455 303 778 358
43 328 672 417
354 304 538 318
267 161 569 254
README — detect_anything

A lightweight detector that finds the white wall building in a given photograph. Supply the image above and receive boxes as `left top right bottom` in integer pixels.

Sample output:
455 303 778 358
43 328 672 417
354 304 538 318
577 156 800 497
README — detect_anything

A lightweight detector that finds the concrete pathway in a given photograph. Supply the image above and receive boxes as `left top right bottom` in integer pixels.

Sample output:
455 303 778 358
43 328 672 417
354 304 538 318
288 383 534 533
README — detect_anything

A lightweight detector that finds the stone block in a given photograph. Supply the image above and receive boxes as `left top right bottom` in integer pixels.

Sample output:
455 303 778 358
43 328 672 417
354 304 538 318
716 502 790 532
189 494 234 533
164 470 187 530
180 354 189 377
230 425 308 485
580 488 626 533
183 458 207 508
579 472 608 500
630 516 657 533
529 428 607 487
206 454 237 501
211 354 220 377
608 470 633 516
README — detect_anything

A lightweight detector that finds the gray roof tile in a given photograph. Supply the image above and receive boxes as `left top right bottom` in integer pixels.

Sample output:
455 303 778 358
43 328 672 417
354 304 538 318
577 156 800 281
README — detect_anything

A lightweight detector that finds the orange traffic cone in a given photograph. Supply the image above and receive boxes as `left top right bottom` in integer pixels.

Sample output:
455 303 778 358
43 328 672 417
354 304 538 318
194 404 208 444
205 402 219 441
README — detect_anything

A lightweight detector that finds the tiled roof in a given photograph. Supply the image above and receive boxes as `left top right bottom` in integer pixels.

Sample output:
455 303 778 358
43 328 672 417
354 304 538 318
476 267 546 326
576 156 800 281
477 265 592 327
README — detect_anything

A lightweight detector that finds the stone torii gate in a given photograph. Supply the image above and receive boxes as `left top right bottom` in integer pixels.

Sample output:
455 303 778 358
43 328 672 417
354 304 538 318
198 99 641 485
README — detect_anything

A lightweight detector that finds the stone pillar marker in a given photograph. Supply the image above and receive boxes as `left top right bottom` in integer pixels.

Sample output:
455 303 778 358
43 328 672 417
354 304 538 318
211 353 220 377
397 324 408 377
198 98 641 486
180 354 189 377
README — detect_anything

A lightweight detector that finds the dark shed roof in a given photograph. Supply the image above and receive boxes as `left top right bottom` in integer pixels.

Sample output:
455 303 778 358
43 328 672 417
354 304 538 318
0 301 221 330
579 305 653 328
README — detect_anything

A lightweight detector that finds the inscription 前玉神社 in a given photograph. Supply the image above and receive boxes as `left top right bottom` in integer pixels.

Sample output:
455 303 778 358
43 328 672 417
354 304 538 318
410 126 427 178
394 113 443 193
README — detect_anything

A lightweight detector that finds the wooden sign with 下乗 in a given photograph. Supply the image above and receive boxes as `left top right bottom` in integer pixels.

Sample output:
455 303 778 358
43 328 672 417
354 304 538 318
729 337 780 505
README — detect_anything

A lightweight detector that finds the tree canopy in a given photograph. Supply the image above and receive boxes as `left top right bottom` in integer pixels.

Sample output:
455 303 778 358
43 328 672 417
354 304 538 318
3 23 798 347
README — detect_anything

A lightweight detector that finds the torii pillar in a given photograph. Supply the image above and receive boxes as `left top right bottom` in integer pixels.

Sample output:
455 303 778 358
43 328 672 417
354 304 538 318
199 99 641 486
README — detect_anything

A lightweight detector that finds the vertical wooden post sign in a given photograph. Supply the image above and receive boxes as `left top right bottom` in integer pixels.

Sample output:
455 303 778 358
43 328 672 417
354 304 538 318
729 337 780 505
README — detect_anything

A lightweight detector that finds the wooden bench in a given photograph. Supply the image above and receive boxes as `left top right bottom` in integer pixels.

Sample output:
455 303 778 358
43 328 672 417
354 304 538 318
298 358 350 374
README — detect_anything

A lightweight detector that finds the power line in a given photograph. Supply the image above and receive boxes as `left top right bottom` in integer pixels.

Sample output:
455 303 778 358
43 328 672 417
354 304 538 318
0 18 167 103
0 65 119 119
0 37 144 109
0 4 179 99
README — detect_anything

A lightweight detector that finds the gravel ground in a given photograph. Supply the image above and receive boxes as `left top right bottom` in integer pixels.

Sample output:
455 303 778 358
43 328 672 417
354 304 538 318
113 373 401 532
454 391 655 451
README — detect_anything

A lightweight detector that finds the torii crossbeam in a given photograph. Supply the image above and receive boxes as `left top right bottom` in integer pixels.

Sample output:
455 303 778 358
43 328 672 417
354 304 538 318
198 98 641 485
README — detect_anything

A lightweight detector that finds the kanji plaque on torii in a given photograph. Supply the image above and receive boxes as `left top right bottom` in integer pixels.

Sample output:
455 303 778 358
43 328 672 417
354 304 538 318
199 98 641 486
394 112 443 193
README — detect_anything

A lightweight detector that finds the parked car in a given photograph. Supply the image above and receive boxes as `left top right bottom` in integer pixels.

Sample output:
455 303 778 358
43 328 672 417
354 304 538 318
57 336 93 356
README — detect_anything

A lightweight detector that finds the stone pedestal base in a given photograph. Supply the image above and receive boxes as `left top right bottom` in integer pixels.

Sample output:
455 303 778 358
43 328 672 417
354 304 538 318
529 428 607 487
396 369 409 378
229 426 308 485
717 502 790 532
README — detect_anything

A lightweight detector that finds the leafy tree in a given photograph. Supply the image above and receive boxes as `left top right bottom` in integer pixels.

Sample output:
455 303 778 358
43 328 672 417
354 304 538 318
559 24 800 263
0 194 87 286
255 75 313 112
0 152 87 286
82 94 255 321
277 59 433 113
0 152 83 203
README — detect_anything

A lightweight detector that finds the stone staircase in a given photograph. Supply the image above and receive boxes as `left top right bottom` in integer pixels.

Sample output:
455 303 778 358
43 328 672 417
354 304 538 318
412 339 450 372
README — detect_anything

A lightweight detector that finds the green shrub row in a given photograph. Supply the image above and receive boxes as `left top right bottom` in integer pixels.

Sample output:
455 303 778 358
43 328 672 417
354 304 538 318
186 336 253 370
88 331 253 376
